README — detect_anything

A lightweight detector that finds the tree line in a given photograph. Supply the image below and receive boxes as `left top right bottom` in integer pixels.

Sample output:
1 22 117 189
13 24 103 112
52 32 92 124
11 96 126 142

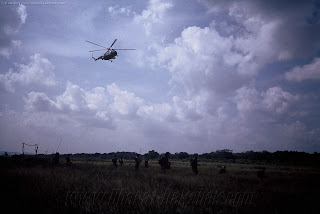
54 149 320 165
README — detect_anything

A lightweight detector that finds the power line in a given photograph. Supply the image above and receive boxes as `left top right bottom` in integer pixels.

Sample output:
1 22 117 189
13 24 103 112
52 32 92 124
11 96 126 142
22 143 39 155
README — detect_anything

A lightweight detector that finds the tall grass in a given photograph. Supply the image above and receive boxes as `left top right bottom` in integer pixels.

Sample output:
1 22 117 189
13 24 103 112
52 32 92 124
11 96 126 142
1 158 319 214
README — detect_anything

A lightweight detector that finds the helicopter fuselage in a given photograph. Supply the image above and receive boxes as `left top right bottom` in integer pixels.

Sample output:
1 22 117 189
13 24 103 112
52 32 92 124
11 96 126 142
103 49 117 60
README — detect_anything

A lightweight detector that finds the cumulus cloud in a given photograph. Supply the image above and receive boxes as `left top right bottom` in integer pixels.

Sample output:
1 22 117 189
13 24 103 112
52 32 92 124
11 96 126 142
172 92 208 121
234 86 300 118
25 92 58 112
2 0 320 153
156 0 318 117
137 103 174 122
234 86 260 114
0 5 27 57
24 82 147 129
158 26 258 96
278 121 320 151
56 83 87 112
204 0 320 60
145 0 320 152
107 5 132 17
107 83 144 117
24 87 114 130
0 54 56 93
134 0 173 35
10 54 55 86
0 71 14 93
14 78 318 153
17 4 27 24
24 81 207 128
22 81 214 149
285 58 320 82
261 87 300 115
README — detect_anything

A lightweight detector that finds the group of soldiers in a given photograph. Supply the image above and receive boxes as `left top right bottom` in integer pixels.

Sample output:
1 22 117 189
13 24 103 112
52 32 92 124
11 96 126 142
51 152 228 175
112 154 149 170
113 152 173 173
110 152 213 175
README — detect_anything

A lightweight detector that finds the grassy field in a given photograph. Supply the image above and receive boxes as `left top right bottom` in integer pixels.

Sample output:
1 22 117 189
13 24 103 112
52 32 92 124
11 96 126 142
1 157 319 214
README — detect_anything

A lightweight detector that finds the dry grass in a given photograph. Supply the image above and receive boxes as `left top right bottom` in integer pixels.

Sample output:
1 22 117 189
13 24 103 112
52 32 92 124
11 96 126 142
1 158 319 214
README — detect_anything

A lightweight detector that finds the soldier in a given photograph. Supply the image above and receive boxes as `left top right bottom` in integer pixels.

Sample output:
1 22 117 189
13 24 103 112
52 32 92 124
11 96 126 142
112 155 118 168
134 154 142 171
145 158 149 168
190 154 200 175
66 154 72 166
219 165 226 173
257 167 266 179
52 152 60 166
158 152 171 173
119 156 124 166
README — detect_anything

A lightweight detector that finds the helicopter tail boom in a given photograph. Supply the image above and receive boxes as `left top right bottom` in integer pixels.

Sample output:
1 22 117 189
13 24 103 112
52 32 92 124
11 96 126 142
91 53 98 61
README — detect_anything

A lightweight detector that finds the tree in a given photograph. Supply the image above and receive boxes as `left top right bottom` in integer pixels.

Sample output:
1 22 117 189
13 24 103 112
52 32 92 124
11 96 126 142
216 149 234 160
177 152 189 159
148 150 159 159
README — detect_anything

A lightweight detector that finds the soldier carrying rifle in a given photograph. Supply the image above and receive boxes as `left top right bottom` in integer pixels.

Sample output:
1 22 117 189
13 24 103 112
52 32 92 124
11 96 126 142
190 154 200 175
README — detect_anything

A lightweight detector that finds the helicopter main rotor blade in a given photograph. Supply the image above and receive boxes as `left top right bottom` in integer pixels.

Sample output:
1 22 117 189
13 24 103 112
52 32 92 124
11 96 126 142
89 48 108 52
85 40 108 49
109 39 117 49
113 49 136 50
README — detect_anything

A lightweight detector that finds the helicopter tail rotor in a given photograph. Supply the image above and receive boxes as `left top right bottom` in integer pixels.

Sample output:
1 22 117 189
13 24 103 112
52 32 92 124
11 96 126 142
91 53 97 61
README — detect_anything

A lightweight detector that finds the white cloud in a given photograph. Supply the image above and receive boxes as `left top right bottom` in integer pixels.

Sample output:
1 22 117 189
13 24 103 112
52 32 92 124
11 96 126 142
0 71 14 93
2 0 320 154
24 82 147 129
261 87 300 115
234 86 260 114
172 92 208 121
21 81 212 150
0 54 56 93
206 0 320 60
137 103 174 122
0 5 27 57
10 78 319 153
108 5 132 17
25 92 59 112
56 83 86 112
134 0 173 35
285 58 320 82
11 54 55 86
107 83 144 117
234 85 300 118
156 0 320 98
157 26 254 96
17 4 27 24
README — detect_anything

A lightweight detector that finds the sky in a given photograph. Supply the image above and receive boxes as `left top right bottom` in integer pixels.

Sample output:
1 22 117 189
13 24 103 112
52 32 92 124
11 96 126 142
0 0 320 155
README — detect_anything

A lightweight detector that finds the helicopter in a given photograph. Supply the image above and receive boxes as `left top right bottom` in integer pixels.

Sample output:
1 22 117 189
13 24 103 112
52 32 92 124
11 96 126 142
86 39 135 62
